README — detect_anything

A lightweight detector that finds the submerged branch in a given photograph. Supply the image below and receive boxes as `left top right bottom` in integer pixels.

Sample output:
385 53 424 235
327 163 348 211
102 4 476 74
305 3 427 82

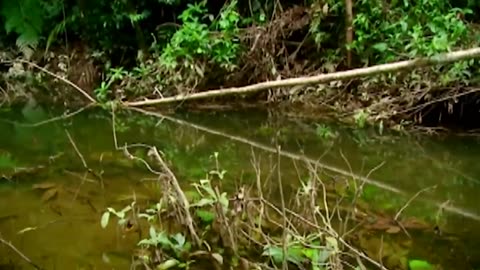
0 235 42 270
128 107 480 222
124 47 480 107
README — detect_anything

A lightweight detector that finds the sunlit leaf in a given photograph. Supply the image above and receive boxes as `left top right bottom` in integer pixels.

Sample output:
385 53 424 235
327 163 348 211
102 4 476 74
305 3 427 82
157 259 180 270
325 237 338 252
149 226 157 240
101 212 110 228
372 42 388 52
386 226 401 234
172 233 185 246
409 259 434 270
219 193 229 208
212 253 223 265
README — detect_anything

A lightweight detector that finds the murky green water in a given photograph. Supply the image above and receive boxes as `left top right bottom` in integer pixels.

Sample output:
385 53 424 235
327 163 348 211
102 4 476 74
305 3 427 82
1 104 480 269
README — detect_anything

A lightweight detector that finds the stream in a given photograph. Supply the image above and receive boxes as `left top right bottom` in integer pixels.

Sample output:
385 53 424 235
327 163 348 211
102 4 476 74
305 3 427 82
1 104 480 269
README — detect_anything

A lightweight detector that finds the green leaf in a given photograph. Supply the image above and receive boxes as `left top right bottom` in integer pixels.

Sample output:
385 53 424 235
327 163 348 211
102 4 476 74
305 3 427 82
372 42 388 52
196 209 215 223
172 233 186 247
408 259 434 270
101 212 110 228
149 226 157 240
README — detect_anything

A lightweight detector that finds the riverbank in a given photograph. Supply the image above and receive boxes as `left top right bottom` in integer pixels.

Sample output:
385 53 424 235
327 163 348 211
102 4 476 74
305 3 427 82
2 2 480 132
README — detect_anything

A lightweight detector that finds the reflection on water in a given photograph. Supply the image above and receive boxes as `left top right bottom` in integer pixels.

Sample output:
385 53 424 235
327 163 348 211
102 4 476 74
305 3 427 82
1 105 480 269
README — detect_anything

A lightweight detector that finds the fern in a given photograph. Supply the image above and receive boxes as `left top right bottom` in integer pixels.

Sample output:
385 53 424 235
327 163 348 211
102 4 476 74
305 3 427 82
1 0 44 58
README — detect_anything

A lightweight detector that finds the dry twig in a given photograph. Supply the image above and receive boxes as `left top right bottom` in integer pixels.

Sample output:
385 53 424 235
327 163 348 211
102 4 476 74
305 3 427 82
148 146 202 247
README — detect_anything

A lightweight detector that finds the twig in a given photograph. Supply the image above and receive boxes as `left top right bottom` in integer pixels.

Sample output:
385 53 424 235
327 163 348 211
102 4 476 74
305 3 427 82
149 146 201 247
65 129 103 184
0 235 42 269
395 87 480 115
0 104 94 127
65 130 87 169
12 59 97 103
275 144 288 270
394 185 436 221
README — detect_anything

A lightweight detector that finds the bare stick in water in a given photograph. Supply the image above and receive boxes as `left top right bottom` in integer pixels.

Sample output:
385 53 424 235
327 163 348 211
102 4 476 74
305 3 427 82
149 146 202 247
0 235 42 269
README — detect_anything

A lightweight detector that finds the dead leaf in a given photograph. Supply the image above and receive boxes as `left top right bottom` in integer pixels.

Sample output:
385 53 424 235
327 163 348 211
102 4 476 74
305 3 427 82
386 226 401 234
402 217 430 230
33 182 57 190
41 188 58 202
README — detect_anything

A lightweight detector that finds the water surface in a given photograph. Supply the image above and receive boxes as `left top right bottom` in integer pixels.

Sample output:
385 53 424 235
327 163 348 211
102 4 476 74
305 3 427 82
1 105 480 269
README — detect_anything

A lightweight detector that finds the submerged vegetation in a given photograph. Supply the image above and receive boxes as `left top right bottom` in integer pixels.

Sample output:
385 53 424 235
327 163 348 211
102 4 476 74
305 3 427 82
1 0 480 129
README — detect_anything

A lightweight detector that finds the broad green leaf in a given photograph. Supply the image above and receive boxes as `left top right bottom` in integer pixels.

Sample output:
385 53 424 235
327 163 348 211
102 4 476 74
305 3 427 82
196 209 215 223
409 259 434 270
372 43 388 52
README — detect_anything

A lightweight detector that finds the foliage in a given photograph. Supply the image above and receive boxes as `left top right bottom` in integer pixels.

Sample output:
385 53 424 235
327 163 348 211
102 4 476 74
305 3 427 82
160 1 241 71
0 0 61 58
262 235 340 270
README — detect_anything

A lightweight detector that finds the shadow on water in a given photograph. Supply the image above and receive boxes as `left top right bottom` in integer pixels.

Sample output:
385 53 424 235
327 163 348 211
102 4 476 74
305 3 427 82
0 104 480 269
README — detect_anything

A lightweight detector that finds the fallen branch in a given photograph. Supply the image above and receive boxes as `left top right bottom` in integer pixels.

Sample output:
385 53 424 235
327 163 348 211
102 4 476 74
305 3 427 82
124 47 480 107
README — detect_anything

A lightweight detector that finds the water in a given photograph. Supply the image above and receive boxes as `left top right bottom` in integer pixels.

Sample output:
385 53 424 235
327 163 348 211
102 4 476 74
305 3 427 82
1 104 480 269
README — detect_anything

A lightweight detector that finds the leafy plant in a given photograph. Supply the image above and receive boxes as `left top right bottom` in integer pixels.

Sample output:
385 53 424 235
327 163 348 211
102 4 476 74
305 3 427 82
315 124 336 139
101 202 135 228
262 235 341 270
159 1 241 73
0 0 46 58
94 67 129 101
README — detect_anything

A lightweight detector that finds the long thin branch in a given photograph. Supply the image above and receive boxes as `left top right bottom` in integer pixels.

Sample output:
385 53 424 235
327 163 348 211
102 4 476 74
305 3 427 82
394 185 436 221
4 59 97 104
0 104 94 127
124 47 480 107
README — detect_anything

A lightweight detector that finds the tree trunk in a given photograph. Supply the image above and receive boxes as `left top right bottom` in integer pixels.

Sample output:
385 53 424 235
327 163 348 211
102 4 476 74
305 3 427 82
345 0 354 67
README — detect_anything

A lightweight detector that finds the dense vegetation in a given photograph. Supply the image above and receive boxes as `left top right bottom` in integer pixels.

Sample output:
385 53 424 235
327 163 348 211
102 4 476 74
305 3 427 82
2 0 480 128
